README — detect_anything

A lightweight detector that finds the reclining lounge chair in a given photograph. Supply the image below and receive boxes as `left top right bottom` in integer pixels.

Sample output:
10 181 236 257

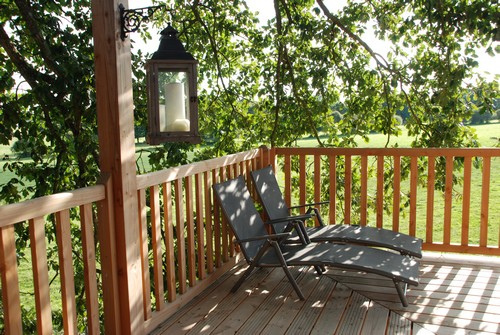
213 176 419 306
251 166 423 258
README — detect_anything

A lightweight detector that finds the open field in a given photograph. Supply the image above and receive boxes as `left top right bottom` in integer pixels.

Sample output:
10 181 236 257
296 121 500 148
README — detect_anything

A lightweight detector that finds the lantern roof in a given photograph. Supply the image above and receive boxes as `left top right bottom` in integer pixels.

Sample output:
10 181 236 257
151 23 196 61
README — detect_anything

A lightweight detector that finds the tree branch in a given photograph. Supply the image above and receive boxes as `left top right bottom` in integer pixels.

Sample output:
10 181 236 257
0 24 53 88
316 0 433 141
14 0 64 77
0 24 68 159
316 0 391 72
282 46 323 146
191 1 242 120
270 0 284 147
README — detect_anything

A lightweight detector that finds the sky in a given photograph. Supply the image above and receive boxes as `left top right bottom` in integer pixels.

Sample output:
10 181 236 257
130 0 498 80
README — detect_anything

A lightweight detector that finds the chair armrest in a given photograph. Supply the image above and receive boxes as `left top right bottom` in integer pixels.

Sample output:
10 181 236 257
289 200 329 210
266 217 311 244
238 232 291 243
265 214 313 225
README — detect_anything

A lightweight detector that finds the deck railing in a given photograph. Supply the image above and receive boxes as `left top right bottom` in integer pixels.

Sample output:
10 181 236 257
135 148 265 333
268 147 500 255
0 183 107 334
0 146 499 333
0 149 267 334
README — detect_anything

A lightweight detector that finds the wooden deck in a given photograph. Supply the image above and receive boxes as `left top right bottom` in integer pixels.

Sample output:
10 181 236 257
151 253 500 335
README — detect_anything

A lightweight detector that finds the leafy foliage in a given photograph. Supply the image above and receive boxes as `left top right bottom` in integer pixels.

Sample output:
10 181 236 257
0 0 98 203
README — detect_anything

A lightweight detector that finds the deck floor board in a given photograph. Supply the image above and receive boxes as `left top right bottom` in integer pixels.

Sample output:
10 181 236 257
151 253 500 335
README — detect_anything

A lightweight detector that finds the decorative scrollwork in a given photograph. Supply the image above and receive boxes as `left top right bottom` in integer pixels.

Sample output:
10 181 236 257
119 4 165 40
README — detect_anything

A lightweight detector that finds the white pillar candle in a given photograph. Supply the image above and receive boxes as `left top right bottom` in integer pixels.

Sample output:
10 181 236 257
159 104 167 131
171 119 190 132
164 82 185 131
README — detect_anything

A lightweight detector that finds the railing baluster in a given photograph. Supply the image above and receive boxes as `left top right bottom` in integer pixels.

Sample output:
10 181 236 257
284 154 291 206
376 155 384 228
249 159 257 198
55 209 77 334
239 161 246 189
204 171 214 273
410 156 418 237
229 165 236 257
426 156 436 244
185 176 196 287
220 167 229 263
345 155 352 225
163 182 176 302
244 160 251 192
0 225 22 334
329 155 337 225
80 203 101 334
299 154 306 215
151 185 165 309
195 173 206 280
461 157 472 247
392 156 401 232
29 216 53 334
212 169 221 268
480 156 491 247
314 155 321 227
137 188 152 320
174 179 187 294
444 156 454 245
360 155 368 226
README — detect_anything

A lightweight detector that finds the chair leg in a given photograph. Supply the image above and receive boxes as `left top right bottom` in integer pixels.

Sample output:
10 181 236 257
271 241 305 300
393 280 409 307
231 264 256 293
314 265 324 275
307 207 325 226
232 240 272 293
296 221 311 244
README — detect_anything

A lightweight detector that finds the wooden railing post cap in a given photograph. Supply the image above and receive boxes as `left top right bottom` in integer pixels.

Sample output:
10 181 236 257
259 145 270 151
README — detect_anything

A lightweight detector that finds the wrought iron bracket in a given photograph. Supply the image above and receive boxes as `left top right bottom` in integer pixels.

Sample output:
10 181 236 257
119 3 165 41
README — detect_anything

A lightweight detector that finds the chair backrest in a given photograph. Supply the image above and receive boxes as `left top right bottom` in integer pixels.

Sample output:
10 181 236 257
213 176 269 262
250 166 289 233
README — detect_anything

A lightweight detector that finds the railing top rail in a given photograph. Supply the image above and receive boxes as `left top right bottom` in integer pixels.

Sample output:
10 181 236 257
136 148 261 190
0 184 105 228
274 147 500 157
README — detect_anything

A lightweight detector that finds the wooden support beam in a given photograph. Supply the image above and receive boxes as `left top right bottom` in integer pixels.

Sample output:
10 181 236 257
91 0 144 333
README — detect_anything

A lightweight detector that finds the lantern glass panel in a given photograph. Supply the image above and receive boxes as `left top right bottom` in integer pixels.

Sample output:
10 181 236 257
158 70 190 132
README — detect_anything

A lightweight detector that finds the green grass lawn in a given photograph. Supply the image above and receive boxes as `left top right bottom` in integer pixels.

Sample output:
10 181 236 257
295 121 500 148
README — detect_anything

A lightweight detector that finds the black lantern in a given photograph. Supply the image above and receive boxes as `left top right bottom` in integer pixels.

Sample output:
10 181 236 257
146 24 200 144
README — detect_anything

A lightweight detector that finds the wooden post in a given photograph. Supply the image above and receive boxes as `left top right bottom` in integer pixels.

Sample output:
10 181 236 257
259 145 270 168
91 1 144 334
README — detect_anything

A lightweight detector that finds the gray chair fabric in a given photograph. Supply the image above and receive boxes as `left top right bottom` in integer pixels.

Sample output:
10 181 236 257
213 176 419 306
251 165 423 258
